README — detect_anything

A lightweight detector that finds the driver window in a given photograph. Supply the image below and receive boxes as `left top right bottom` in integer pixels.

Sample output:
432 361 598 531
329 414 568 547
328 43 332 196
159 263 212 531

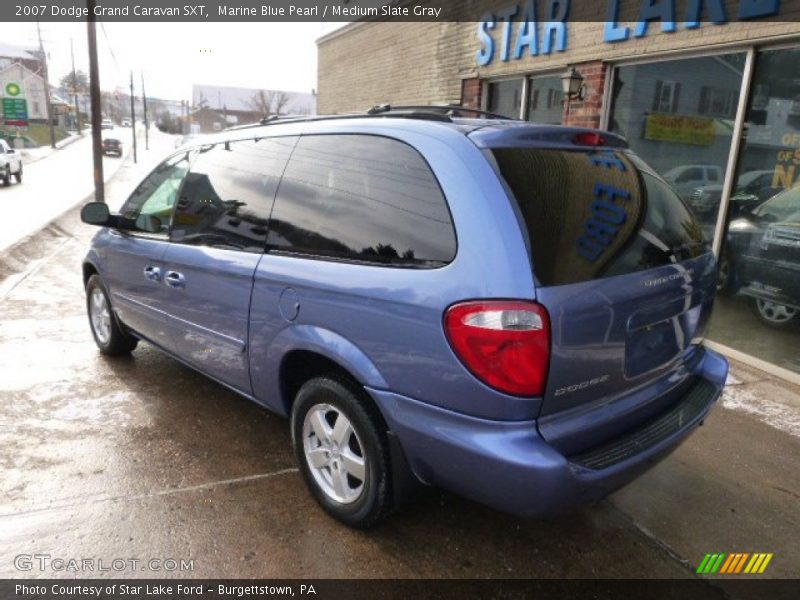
119 152 192 234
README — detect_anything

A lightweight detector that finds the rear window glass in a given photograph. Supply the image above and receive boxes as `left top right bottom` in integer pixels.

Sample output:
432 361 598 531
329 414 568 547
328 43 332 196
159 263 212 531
490 148 708 286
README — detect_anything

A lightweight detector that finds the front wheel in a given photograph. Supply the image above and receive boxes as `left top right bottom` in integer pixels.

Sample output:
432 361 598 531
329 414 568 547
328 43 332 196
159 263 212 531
754 298 798 329
2 165 10 186
86 274 138 355
291 377 393 528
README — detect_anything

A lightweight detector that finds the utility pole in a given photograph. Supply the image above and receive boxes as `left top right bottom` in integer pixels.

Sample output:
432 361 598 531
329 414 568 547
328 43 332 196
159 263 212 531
36 20 56 149
129 71 137 163
86 1 104 203
70 38 81 133
141 72 149 150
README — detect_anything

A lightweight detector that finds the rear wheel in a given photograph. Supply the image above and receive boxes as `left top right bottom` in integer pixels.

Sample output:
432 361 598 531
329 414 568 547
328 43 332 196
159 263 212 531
86 274 138 355
754 299 798 329
13 164 22 183
291 376 392 528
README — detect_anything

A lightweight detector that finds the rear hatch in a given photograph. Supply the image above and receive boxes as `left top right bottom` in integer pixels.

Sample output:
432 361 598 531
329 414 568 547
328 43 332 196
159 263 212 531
483 136 717 454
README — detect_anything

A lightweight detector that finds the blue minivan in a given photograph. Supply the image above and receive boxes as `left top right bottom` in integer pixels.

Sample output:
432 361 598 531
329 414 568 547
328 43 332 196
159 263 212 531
81 107 728 527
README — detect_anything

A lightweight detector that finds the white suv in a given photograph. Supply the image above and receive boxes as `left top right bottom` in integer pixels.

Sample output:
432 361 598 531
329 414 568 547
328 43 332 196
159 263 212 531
0 139 23 186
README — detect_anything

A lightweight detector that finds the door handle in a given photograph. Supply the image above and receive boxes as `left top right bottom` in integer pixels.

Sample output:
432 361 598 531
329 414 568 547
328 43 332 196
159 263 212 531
164 271 186 288
143 265 161 282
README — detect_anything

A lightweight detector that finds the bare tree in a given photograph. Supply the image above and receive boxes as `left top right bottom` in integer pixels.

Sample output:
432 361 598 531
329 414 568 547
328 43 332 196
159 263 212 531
249 89 291 117
272 91 290 115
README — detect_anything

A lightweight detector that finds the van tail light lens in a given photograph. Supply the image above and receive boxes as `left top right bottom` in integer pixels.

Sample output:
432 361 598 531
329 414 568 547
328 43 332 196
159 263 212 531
444 301 550 397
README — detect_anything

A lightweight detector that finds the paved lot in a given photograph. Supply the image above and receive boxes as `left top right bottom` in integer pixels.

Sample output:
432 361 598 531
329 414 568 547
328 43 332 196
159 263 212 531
0 152 798 581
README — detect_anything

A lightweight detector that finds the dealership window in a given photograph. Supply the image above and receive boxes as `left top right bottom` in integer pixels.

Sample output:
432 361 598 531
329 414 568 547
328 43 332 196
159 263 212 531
608 53 746 241
708 46 800 376
527 75 563 125
486 79 523 119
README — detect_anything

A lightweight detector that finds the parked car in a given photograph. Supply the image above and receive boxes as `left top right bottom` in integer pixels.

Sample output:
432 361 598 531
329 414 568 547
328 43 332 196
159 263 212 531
121 118 132 127
720 186 800 328
101 118 114 130
687 169 777 219
662 164 724 200
80 108 728 527
0 138 23 186
102 138 123 157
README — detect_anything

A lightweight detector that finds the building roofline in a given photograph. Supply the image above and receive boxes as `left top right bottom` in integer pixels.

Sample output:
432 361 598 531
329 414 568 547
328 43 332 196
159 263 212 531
315 22 369 45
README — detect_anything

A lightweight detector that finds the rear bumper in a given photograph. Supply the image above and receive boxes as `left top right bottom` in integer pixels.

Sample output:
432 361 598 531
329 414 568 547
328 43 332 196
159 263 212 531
368 347 728 518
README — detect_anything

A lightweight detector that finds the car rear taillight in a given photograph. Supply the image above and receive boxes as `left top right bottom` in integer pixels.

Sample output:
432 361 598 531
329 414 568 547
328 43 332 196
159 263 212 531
444 301 550 397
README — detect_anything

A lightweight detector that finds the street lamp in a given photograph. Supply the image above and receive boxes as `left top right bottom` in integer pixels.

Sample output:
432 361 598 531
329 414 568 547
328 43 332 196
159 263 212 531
560 66 585 101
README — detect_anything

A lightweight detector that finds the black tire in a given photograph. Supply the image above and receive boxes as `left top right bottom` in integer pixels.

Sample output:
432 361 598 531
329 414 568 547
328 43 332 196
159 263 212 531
716 250 736 296
85 274 138 355
13 164 22 183
2 165 9 186
291 376 393 528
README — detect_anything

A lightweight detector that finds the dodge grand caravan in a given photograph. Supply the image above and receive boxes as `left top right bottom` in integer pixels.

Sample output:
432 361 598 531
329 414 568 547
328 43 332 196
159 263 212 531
80 107 728 527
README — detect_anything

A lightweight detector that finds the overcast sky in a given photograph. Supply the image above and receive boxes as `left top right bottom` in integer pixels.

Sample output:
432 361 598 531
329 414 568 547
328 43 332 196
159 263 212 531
3 22 343 101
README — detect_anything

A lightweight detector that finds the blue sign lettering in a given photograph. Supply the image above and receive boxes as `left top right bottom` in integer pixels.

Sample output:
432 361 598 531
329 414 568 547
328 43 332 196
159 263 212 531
604 0 631 42
476 0 782 66
739 0 780 19
685 0 728 28
634 0 677 37
498 4 520 61
542 0 570 54
476 15 496 67
514 0 540 58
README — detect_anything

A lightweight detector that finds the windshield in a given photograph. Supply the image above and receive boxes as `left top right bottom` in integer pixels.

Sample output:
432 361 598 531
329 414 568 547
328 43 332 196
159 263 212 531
755 187 800 222
490 147 708 286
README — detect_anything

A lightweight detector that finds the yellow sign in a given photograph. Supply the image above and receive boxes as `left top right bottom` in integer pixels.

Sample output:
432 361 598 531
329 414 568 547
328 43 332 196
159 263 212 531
645 113 715 146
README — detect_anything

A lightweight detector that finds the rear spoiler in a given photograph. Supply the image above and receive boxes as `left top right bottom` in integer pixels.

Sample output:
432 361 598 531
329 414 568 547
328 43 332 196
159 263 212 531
468 124 629 150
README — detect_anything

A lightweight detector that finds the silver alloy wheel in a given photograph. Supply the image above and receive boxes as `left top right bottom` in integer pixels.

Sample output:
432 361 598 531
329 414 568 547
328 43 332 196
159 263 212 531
302 403 366 504
89 288 112 344
756 299 797 324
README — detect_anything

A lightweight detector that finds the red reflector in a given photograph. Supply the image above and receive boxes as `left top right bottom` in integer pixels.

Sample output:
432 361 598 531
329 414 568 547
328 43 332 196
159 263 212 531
574 132 606 146
444 301 550 397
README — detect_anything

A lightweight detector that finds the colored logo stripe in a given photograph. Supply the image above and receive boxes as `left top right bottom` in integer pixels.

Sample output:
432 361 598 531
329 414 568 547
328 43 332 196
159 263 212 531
698 553 773 574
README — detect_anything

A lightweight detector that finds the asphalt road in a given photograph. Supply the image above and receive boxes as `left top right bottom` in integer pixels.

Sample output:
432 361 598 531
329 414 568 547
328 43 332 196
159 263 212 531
0 141 798 584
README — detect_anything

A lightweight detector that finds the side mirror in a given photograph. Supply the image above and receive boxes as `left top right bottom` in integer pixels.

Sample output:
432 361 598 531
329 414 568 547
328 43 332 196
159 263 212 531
135 214 162 233
7 148 15 155
80 202 112 226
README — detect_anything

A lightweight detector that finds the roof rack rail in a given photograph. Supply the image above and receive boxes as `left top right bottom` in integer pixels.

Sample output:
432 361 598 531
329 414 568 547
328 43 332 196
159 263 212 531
222 104 516 133
367 104 515 120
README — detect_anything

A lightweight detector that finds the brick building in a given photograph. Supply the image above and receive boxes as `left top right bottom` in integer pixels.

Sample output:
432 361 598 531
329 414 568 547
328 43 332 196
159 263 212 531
317 1 800 381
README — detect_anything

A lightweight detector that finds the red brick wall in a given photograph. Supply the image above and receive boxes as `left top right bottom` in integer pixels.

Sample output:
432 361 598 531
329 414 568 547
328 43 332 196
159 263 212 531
562 61 608 129
460 78 483 110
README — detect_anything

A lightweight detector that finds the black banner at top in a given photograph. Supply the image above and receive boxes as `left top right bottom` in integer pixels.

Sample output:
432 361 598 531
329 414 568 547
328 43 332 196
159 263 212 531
1 0 799 22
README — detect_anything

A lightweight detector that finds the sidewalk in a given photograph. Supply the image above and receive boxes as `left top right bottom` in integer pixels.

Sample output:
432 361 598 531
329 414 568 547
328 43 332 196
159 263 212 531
19 130 87 164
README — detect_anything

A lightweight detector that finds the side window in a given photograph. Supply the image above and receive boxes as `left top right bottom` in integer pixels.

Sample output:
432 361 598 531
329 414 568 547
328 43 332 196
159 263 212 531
119 152 192 235
707 169 719 182
266 134 456 267
170 136 297 252
676 167 702 183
